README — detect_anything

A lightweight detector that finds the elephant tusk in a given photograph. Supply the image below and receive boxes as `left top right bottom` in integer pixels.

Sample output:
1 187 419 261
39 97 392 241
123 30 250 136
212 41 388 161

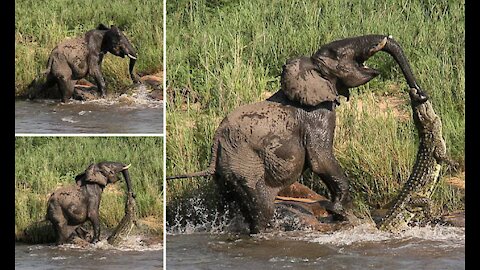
369 37 388 55
122 163 132 170
127 54 137 60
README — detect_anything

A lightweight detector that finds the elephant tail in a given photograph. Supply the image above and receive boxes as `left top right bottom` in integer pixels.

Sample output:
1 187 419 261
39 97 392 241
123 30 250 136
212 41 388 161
166 169 214 180
167 137 219 180
27 55 53 91
42 55 54 76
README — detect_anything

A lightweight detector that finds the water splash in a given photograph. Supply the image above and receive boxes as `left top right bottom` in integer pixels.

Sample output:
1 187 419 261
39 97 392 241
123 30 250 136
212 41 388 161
61 116 78 123
78 110 90 115
56 235 163 252
291 222 465 246
167 195 464 252
77 84 162 109
167 197 249 235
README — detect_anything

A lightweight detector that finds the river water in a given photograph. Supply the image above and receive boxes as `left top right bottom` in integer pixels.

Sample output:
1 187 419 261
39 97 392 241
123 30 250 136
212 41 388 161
15 236 163 270
166 223 465 269
15 97 163 134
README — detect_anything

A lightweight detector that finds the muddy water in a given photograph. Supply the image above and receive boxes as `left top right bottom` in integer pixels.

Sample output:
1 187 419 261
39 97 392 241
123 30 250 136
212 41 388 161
167 224 465 270
15 98 163 134
15 236 163 269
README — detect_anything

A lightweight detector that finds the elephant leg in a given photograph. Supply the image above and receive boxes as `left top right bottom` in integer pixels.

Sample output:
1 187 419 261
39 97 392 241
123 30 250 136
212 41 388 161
91 70 106 98
230 177 278 234
51 221 65 244
249 180 279 233
54 222 78 245
218 173 256 233
310 154 351 219
57 78 75 103
234 183 258 233
88 212 101 243
214 175 240 218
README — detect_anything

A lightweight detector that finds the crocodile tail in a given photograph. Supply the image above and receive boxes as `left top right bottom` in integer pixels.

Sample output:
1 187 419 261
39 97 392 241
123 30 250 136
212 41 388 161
166 137 219 180
378 175 417 230
378 192 411 230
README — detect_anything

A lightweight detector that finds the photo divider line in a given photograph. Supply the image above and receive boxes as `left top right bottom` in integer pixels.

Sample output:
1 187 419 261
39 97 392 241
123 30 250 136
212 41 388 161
162 0 167 268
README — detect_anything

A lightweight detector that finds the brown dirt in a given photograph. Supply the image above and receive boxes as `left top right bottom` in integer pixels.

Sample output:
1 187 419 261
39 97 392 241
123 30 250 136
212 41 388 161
351 93 410 122
260 91 273 100
104 184 125 195
137 215 163 232
444 171 465 190
141 74 162 85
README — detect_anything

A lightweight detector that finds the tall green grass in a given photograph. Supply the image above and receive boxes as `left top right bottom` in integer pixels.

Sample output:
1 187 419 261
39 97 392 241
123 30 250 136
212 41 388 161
166 0 464 223
15 137 164 241
15 0 163 96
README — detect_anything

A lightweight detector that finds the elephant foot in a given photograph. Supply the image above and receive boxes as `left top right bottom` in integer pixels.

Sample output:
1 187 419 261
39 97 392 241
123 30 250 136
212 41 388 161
91 237 100 244
248 220 268 235
324 201 351 222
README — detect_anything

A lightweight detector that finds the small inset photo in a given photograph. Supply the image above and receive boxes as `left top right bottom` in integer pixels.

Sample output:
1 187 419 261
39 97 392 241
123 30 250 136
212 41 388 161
15 137 164 268
15 0 163 134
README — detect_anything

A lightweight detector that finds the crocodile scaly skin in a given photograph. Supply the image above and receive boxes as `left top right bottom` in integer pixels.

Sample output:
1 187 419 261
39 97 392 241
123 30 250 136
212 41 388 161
378 88 448 232
107 192 137 245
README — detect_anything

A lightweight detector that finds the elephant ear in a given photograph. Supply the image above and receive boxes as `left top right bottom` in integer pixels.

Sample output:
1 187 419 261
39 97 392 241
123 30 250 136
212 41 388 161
98 163 119 184
96 23 110 30
75 172 86 186
110 25 122 34
84 163 108 186
281 56 337 106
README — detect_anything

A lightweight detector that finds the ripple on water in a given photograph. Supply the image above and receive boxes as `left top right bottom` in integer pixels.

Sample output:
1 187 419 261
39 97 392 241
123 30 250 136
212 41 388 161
16 235 164 270
166 198 464 269
15 97 163 133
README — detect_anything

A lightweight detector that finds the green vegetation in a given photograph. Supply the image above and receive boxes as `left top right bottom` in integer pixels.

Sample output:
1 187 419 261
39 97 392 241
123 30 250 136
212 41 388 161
15 137 164 242
166 0 464 223
15 0 162 96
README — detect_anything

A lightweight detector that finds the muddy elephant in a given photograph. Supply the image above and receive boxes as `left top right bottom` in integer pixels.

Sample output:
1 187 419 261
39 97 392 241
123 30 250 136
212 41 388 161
168 35 427 234
29 24 139 102
46 162 133 245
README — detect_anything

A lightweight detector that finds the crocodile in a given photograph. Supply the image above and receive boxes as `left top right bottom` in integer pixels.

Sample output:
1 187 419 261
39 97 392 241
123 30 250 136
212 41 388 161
107 192 137 245
377 88 455 232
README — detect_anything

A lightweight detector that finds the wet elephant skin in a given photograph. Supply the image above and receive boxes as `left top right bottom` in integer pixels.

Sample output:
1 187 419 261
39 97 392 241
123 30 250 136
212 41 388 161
29 24 139 102
168 35 426 234
46 162 133 244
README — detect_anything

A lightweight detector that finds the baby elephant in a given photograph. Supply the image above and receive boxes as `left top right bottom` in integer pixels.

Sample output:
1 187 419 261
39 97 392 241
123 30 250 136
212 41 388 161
46 162 133 245
29 24 139 102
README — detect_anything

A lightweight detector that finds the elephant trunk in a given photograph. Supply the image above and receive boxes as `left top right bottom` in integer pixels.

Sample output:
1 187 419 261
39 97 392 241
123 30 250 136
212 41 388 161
128 57 140 83
122 43 140 83
379 36 428 101
121 168 133 195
